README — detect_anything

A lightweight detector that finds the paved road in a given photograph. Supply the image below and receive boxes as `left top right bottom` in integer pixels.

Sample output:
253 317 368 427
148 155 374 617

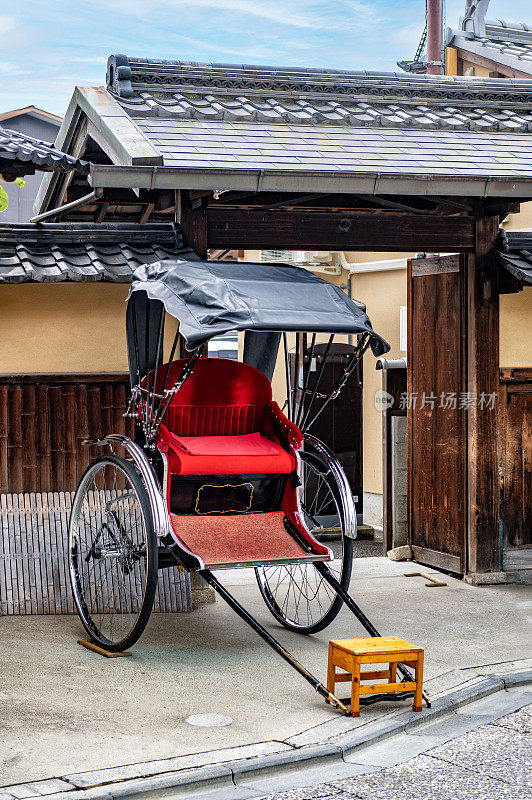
261 703 532 800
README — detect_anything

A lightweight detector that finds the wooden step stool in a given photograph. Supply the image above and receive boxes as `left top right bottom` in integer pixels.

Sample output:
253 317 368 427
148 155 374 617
327 636 424 717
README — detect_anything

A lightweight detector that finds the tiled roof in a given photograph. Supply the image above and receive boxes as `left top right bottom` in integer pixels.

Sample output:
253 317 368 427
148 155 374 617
0 223 188 283
481 21 532 67
0 127 90 175
447 18 532 77
36 55 532 207
110 57 532 134
96 56 532 187
131 118 532 176
497 228 532 285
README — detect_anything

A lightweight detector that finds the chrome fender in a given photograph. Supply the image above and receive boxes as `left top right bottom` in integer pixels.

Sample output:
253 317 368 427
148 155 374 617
301 434 358 540
86 434 173 540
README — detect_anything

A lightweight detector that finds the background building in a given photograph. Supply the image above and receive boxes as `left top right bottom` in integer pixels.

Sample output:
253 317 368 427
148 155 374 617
0 107 61 222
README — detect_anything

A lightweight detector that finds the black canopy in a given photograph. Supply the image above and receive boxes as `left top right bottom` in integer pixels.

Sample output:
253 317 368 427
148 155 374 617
127 258 389 366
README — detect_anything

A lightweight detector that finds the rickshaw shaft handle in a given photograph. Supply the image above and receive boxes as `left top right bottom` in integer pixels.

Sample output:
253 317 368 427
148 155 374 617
199 569 350 715
315 562 431 707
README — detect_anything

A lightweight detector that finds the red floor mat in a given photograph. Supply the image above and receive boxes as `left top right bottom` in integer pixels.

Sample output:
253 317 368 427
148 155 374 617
170 511 326 568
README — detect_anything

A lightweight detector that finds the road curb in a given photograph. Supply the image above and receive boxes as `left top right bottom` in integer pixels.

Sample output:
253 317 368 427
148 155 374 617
2 667 530 800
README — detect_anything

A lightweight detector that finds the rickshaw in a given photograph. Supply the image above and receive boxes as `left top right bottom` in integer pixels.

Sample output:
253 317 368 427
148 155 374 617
68 256 427 714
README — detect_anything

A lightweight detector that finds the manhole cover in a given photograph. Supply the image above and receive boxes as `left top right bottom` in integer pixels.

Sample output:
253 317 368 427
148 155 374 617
185 713 234 727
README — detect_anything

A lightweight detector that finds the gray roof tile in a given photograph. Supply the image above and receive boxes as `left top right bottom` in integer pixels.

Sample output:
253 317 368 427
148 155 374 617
497 229 532 284
87 54 532 187
107 55 532 135
0 223 188 283
446 19 532 77
0 126 90 175
132 117 532 178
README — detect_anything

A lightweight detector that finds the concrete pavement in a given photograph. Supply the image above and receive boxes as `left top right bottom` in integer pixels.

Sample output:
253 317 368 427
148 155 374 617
258 697 532 800
1 557 531 789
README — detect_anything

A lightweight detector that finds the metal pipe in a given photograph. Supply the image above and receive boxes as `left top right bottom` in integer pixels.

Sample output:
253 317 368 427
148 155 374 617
376 357 407 371
200 569 350 715
30 188 102 223
426 0 443 75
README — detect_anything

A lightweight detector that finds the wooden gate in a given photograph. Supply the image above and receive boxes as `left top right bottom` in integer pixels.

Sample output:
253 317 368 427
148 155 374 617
499 368 532 567
407 255 466 573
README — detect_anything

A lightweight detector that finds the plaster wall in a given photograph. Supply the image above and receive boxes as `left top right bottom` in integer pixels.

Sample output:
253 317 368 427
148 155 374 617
461 59 492 77
0 283 178 375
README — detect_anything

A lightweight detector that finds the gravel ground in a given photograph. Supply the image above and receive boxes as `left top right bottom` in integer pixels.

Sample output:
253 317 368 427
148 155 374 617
261 704 532 800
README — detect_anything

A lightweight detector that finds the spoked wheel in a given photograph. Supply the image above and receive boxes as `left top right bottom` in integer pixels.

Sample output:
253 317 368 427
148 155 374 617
256 438 354 634
69 454 158 651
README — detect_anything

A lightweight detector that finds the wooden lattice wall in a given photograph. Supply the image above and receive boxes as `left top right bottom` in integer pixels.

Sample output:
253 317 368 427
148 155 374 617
0 374 136 494
0 374 191 615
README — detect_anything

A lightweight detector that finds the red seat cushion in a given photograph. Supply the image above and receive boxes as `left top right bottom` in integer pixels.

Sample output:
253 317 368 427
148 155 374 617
158 427 296 475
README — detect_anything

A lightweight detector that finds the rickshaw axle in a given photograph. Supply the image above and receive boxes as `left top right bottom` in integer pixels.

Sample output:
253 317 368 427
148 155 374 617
199 569 351 716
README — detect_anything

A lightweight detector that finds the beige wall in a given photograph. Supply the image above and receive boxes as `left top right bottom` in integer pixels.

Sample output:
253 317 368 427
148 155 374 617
500 288 532 367
346 264 407 495
503 202 532 231
500 205 532 367
461 59 492 78
0 283 130 374
0 283 179 375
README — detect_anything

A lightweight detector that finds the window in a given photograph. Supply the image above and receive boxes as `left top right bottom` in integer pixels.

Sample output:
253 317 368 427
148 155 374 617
207 331 239 360
260 250 305 263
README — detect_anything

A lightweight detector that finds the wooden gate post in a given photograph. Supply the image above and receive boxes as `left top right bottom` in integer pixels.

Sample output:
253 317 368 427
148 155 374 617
466 215 501 576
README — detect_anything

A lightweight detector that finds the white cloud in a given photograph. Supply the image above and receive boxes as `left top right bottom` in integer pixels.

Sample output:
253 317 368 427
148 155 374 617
87 0 369 30
70 56 108 64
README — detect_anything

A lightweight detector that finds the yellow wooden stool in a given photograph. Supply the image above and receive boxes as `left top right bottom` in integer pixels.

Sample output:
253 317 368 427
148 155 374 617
327 636 424 717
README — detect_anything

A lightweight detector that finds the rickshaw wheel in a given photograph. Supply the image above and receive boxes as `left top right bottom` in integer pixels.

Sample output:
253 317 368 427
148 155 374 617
255 445 354 634
69 454 158 652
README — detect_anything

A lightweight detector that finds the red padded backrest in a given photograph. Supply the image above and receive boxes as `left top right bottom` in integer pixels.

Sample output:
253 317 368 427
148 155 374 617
157 358 272 437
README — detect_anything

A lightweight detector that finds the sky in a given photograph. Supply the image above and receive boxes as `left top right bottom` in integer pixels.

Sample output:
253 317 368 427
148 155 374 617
1 0 531 118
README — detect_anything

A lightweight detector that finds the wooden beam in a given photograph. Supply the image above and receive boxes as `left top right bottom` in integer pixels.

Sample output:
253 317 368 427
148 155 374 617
178 190 208 259
139 202 154 224
454 47 532 80
96 202 109 223
207 209 475 252
260 193 326 210
212 191 467 214
467 215 501 574
446 46 458 76
355 194 430 215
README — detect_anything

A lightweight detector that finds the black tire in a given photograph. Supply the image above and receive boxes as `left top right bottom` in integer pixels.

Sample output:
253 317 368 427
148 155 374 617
68 454 158 651
255 445 354 634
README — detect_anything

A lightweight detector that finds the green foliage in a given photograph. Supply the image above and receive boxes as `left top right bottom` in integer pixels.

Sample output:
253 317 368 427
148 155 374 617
0 178 26 212
0 184 8 212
